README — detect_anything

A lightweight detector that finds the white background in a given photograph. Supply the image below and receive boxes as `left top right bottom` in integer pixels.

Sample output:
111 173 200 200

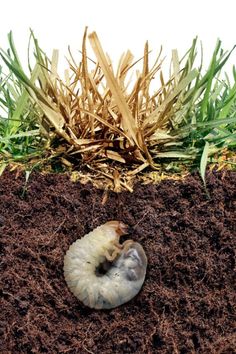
0 0 235 75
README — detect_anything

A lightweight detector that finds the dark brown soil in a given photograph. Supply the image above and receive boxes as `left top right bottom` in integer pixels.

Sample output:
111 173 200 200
0 169 236 354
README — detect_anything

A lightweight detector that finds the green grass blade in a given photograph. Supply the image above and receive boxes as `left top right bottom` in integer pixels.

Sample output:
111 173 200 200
9 65 41 134
0 129 40 143
200 40 221 120
8 31 23 71
218 82 236 119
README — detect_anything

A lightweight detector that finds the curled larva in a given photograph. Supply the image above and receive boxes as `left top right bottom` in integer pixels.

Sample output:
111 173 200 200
63 221 147 309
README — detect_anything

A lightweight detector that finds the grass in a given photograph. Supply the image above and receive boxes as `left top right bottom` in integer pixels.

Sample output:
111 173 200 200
0 29 235 190
0 34 45 168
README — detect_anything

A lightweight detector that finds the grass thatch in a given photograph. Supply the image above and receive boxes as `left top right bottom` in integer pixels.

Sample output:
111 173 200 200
0 28 236 190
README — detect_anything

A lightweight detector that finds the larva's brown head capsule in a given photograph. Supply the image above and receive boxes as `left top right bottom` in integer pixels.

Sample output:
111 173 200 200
105 220 129 236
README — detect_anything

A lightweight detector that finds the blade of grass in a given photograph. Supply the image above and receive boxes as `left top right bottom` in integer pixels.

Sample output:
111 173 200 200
51 49 59 85
0 163 7 176
9 65 41 134
8 31 23 71
172 49 180 85
200 141 210 185
200 40 221 120
218 82 236 119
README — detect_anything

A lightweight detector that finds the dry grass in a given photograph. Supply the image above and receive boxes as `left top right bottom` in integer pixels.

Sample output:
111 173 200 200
0 28 236 191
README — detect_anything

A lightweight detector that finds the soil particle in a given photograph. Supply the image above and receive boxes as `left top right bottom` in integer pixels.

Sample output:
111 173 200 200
0 169 236 353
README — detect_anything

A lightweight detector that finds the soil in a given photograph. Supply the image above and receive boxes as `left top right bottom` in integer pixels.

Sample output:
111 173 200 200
0 169 235 354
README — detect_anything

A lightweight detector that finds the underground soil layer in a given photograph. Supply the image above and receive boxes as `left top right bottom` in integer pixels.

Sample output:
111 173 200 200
0 169 235 354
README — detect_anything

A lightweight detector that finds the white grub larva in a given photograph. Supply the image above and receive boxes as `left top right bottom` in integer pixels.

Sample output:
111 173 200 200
63 221 147 309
